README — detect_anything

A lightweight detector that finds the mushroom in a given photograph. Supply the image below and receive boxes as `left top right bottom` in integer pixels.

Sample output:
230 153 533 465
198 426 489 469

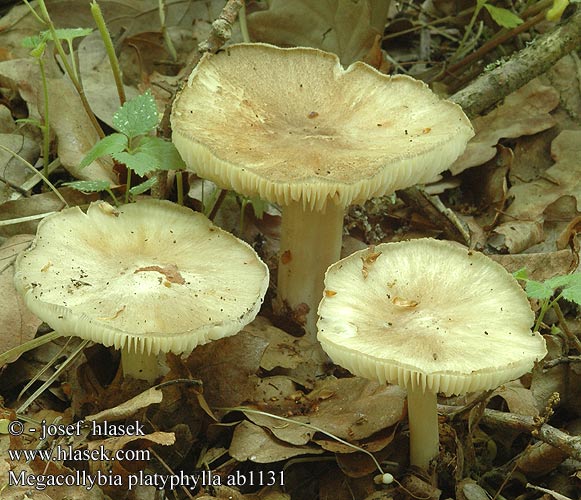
317 238 547 470
14 200 269 382
170 43 474 339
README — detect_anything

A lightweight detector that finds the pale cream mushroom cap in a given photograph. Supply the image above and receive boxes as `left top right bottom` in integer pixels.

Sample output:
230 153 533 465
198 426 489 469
317 239 547 396
171 43 474 211
14 200 269 355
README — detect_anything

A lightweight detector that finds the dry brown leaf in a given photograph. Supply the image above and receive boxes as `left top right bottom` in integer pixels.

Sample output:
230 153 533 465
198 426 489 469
451 79 559 175
489 250 576 281
247 0 390 66
86 386 163 422
229 420 324 463
505 130 581 220
186 328 269 408
77 33 139 128
0 189 98 237
492 380 540 417
0 134 40 203
47 77 116 181
245 378 405 446
87 431 175 477
0 0 226 60
250 316 310 370
488 220 544 254
0 59 115 182
0 235 41 365
491 130 581 252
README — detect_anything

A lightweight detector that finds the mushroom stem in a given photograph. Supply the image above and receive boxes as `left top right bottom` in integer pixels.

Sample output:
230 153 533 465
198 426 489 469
407 388 439 470
121 347 161 382
276 200 344 340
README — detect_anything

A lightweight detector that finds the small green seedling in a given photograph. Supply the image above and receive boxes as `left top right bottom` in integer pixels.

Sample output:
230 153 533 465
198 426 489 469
479 1 523 29
514 268 581 349
76 90 185 203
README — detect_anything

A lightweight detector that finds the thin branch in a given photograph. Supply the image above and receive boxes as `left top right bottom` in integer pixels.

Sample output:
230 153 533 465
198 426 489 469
450 6 581 118
198 0 244 55
480 408 581 461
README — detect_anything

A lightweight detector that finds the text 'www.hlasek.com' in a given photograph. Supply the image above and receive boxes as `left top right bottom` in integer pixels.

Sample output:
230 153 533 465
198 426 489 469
6 419 284 491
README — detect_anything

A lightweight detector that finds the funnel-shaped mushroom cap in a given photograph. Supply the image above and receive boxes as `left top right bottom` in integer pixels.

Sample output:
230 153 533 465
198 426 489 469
171 43 474 211
14 200 269 355
317 239 547 396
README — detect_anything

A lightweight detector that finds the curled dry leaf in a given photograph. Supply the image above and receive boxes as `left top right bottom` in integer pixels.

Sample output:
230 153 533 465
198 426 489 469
0 189 98 238
491 380 540 417
247 0 390 66
186 328 269 408
0 59 115 182
0 235 41 366
229 420 324 463
47 78 116 182
253 316 311 371
491 130 581 253
244 377 405 447
0 134 39 203
77 33 139 128
451 79 559 175
85 386 163 422
489 249 576 281
87 431 175 476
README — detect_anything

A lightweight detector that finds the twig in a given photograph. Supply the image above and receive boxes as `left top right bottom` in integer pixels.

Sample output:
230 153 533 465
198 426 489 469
198 0 244 54
159 0 244 138
450 6 581 118
480 408 581 461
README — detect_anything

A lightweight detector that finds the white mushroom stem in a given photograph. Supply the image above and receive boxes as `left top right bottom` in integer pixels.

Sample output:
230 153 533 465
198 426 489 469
276 200 344 340
407 388 439 470
121 347 161 383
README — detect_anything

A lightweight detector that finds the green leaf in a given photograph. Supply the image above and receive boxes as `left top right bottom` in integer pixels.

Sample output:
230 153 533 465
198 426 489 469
112 151 159 176
249 196 268 219
525 280 555 301
135 136 186 170
80 133 128 169
113 90 158 139
129 177 158 197
22 33 47 49
513 268 529 281
484 4 523 28
546 273 581 305
63 180 111 192
52 28 93 42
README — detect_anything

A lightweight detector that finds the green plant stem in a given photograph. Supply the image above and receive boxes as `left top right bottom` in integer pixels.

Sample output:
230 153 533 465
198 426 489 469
35 0 104 139
0 146 68 207
175 171 184 205
38 56 50 174
454 0 485 61
158 0 177 62
90 0 126 105
239 197 248 234
239 1 251 42
65 39 79 81
552 301 581 352
535 292 562 332
105 188 120 206
125 169 133 204
0 331 62 369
